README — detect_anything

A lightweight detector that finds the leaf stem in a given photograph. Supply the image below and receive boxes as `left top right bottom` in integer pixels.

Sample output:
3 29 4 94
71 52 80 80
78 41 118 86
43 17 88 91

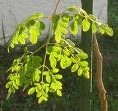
53 0 61 15
30 42 47 55
41 0 61 82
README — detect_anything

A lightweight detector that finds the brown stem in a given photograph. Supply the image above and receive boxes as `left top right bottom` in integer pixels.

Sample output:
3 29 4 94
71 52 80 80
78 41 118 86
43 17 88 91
93 34 108 111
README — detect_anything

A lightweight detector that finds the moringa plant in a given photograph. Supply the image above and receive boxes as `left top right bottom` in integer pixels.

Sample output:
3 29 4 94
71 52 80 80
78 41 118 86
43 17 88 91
6 6 113 104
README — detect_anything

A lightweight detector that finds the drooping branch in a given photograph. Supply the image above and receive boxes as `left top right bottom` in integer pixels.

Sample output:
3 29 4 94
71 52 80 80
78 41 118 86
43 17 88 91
93 34 108 111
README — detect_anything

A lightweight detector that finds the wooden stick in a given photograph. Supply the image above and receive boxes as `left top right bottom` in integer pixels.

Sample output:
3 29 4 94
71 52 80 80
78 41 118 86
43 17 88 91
93 34 108 111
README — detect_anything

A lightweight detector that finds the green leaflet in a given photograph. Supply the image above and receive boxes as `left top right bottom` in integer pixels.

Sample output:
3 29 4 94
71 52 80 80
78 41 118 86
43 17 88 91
55 81 62 90
52 46 62 54
6 82 12 88
92 22 97 33
66 39 75 47
82 18 91 32
60 55 71 69
42 71 50 76
105 26 114 36
33 69 41 82
46 46 53 54
80 61 88 67
55 32 62 43
71 64 79 72
54 74 62 79
49 53 57 68
77 52 88 59
56 90 62 96
29 26 40 44
40 21 45 30
83 71 90 79
52 68 59 73
77 67 83 76
38 97 44 104
46 75 51 83
99 26 105 34
28 87 36 95
63 48 70 56
70 19 78 35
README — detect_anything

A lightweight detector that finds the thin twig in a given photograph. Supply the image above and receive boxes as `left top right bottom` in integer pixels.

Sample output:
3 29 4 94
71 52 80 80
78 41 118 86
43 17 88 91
30 42 47 55
53 0 61 15
41 0 61 82
1 16 6 46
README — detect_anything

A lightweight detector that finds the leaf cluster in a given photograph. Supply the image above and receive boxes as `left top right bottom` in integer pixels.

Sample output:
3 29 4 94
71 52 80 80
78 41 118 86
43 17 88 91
6 6 113 104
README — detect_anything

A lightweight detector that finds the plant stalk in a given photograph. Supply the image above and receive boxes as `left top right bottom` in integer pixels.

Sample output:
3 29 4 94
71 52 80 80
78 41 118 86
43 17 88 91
93 34 108 111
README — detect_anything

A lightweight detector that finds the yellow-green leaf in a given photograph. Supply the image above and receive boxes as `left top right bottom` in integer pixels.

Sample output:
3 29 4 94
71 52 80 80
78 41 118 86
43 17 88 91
70 20 78 35
71 64 79 72
60 56 71 69
83 71 90 79
105 26 114 36
6 82 12 88
78 68 83 76
38 96 43 104
56 90 62 96
92 22 97 33
54 75 62 79
46 75 51 83
29 26 40 44
49 53 57 68
82 18 90 32
28 87 35 95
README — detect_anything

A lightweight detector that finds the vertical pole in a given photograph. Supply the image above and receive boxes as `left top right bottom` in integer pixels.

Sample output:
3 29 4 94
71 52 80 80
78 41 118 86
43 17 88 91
80 0 93 111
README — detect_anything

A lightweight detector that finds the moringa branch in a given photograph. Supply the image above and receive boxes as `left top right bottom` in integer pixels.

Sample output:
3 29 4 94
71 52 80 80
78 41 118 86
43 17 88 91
93 34 108 111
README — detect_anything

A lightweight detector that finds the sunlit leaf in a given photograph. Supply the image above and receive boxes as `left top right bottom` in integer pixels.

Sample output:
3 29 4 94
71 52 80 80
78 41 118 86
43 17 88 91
49 53 57 68
92 22 97 33
29 26 40 44
52 68 59 73
70 20 78 35
66 39 75 47
77 52 88 59
38 96 43 104
71 64 79 72
77 67 83 76
82 18 90 32
60 56 71 69
83 71 90 79
46 75 51 83
54 74 62 79
6 82 12 88
33 69 41 82
56 90 62 96
80 61 88 67
28 87 36 95
105 26 114 36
